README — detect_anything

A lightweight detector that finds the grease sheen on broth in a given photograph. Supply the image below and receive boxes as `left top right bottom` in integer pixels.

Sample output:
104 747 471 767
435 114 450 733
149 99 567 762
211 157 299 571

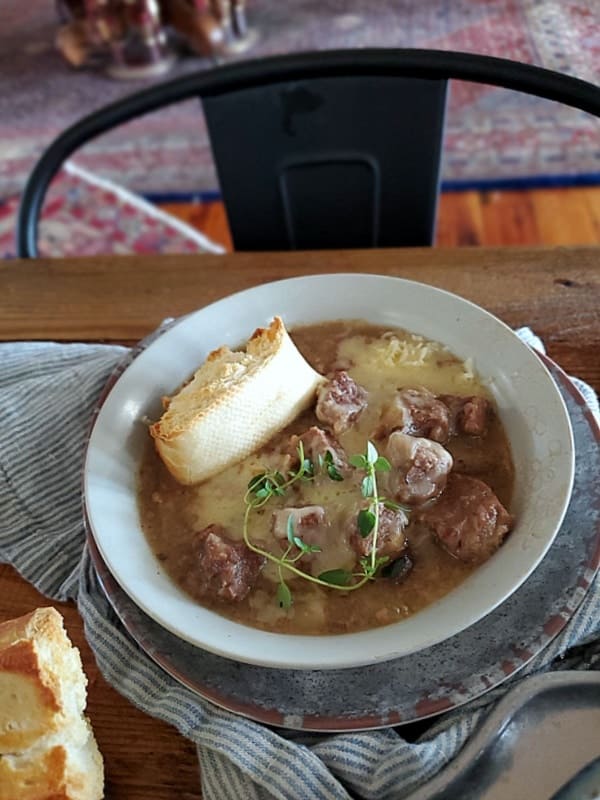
138 321 515 635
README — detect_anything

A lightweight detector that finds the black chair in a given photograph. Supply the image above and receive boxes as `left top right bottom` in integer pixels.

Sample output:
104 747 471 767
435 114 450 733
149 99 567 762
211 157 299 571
16 49 600 257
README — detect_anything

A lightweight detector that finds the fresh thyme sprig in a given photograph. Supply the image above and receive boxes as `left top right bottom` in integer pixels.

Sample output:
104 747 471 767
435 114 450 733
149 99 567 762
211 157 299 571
242 440 400 608
349 441 392 573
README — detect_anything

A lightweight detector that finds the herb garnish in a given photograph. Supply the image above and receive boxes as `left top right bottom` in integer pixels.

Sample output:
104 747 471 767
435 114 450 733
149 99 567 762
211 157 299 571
318 450 344 481
243 440 404 608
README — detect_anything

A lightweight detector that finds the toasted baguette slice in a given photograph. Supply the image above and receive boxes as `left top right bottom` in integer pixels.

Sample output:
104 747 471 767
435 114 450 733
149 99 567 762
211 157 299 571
150 316 324 485
0 608 104 800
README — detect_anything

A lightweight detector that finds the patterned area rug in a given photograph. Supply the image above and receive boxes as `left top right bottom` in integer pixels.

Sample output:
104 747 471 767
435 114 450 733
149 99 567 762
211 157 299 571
0 162 222 258
1 0 599 201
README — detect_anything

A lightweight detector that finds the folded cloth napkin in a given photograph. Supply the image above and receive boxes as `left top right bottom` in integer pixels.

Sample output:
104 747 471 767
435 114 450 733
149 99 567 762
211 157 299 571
0 333 599 800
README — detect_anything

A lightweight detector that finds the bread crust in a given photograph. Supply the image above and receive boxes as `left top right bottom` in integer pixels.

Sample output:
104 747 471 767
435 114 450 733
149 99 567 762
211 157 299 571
0 608 104 800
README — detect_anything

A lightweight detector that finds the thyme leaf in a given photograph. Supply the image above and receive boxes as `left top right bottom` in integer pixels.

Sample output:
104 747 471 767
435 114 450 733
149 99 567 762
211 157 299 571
366 441 378 465
324 450 344 481
286 513 296 545
277 580 293 609
349 453 367 469
301 458 314 479
248 473 267 492
357 508 376 537
293 535 321 554
318 569 353 586
382 498 411 513
361 474 374 498
374 456 391 472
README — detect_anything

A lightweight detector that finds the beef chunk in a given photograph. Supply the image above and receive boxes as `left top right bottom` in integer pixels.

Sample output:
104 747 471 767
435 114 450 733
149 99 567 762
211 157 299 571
440 394 491 437
378 387 450 443
192 524 264 602
419 474 514 564
383 431 453 505
315 370 368 435
349 504 409 561
286 426 348 474
461 397 491 436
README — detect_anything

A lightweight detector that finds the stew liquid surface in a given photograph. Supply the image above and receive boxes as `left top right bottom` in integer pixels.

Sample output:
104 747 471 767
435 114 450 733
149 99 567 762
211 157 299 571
138 322 515 635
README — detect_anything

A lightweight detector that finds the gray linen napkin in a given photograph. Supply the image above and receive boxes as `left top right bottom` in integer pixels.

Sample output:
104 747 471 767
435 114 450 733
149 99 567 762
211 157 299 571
0 334 598 800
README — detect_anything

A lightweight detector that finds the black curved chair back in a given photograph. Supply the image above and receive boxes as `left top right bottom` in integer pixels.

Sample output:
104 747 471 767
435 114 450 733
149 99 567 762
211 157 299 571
16 49 600 257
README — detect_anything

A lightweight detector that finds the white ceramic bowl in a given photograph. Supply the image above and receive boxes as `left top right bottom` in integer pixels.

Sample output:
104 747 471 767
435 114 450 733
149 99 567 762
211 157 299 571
84 274 575 670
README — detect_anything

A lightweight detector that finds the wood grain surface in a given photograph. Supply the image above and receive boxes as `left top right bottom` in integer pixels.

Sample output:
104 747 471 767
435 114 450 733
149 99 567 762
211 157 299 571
0 245 599 799
159 186 600 251
2 246 599 389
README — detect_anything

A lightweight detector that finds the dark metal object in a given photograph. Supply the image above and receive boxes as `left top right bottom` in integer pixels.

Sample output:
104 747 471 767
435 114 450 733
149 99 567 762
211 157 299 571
17 49 600 257
408 672 600 800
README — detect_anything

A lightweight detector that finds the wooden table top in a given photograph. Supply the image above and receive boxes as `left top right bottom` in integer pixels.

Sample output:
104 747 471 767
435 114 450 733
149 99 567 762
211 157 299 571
1 245 599 799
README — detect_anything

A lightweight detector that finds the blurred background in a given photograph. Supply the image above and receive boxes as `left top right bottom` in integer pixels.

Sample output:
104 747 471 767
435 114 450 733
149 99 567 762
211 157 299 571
1 0 599 256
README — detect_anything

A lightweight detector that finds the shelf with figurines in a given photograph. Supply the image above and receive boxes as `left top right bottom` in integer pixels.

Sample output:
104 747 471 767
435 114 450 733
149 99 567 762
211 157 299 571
54 0 257 81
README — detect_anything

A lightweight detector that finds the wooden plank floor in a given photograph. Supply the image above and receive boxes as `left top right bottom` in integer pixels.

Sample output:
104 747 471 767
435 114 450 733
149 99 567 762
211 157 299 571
159 186 600 250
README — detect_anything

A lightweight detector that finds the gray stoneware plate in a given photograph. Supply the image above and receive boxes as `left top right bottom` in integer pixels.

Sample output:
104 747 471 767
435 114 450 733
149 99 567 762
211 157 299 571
86 353 599 732
407 671 600 800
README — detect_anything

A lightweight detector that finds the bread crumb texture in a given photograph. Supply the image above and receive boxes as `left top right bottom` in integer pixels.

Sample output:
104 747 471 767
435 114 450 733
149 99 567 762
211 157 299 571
0 608 104 800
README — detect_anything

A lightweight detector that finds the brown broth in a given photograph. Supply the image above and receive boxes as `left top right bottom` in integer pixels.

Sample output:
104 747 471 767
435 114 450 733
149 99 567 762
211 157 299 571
138 321 515 635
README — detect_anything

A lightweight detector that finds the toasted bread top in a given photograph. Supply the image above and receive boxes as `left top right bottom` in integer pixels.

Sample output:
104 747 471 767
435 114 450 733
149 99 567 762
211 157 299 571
149 317 324 485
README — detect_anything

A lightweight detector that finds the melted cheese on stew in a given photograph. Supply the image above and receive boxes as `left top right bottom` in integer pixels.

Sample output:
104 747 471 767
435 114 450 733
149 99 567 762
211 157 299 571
138 321 514 635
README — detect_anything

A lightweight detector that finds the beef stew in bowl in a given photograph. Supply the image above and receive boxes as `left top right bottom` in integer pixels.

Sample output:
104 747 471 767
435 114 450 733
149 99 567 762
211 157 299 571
84 274 574 669
139 321 515 635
